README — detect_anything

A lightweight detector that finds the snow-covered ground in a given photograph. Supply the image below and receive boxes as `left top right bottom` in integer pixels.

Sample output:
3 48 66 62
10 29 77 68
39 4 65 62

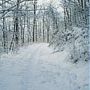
0 43 89 90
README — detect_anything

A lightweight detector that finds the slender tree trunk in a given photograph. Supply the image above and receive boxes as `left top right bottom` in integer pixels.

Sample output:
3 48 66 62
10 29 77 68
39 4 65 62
2 0 7 52
42 8 45 42
64 0 67 31
14 0 20 47
88 0 90 55
33 0 37 42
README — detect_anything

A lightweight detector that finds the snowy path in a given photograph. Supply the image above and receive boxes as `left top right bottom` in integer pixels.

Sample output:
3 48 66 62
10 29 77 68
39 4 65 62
0 43 89 90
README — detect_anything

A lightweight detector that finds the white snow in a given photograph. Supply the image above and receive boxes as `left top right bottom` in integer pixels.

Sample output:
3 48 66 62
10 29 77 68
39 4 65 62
0 43 89 90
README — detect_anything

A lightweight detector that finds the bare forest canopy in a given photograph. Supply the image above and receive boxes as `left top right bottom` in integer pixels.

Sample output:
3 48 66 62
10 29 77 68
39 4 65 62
0 0 89 62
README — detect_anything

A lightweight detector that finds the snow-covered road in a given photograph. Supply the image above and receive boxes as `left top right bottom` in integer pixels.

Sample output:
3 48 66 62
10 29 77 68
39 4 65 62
0 43 89 90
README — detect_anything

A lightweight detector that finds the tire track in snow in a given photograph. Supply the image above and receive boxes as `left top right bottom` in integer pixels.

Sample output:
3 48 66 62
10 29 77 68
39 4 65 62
18 44 45 90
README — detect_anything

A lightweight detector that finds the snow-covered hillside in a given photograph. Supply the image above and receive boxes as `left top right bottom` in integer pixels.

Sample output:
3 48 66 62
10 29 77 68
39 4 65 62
0 43 89 90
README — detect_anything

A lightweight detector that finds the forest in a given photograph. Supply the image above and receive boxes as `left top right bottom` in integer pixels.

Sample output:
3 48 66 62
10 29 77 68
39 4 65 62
0 0 89 90
0 0 89 63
